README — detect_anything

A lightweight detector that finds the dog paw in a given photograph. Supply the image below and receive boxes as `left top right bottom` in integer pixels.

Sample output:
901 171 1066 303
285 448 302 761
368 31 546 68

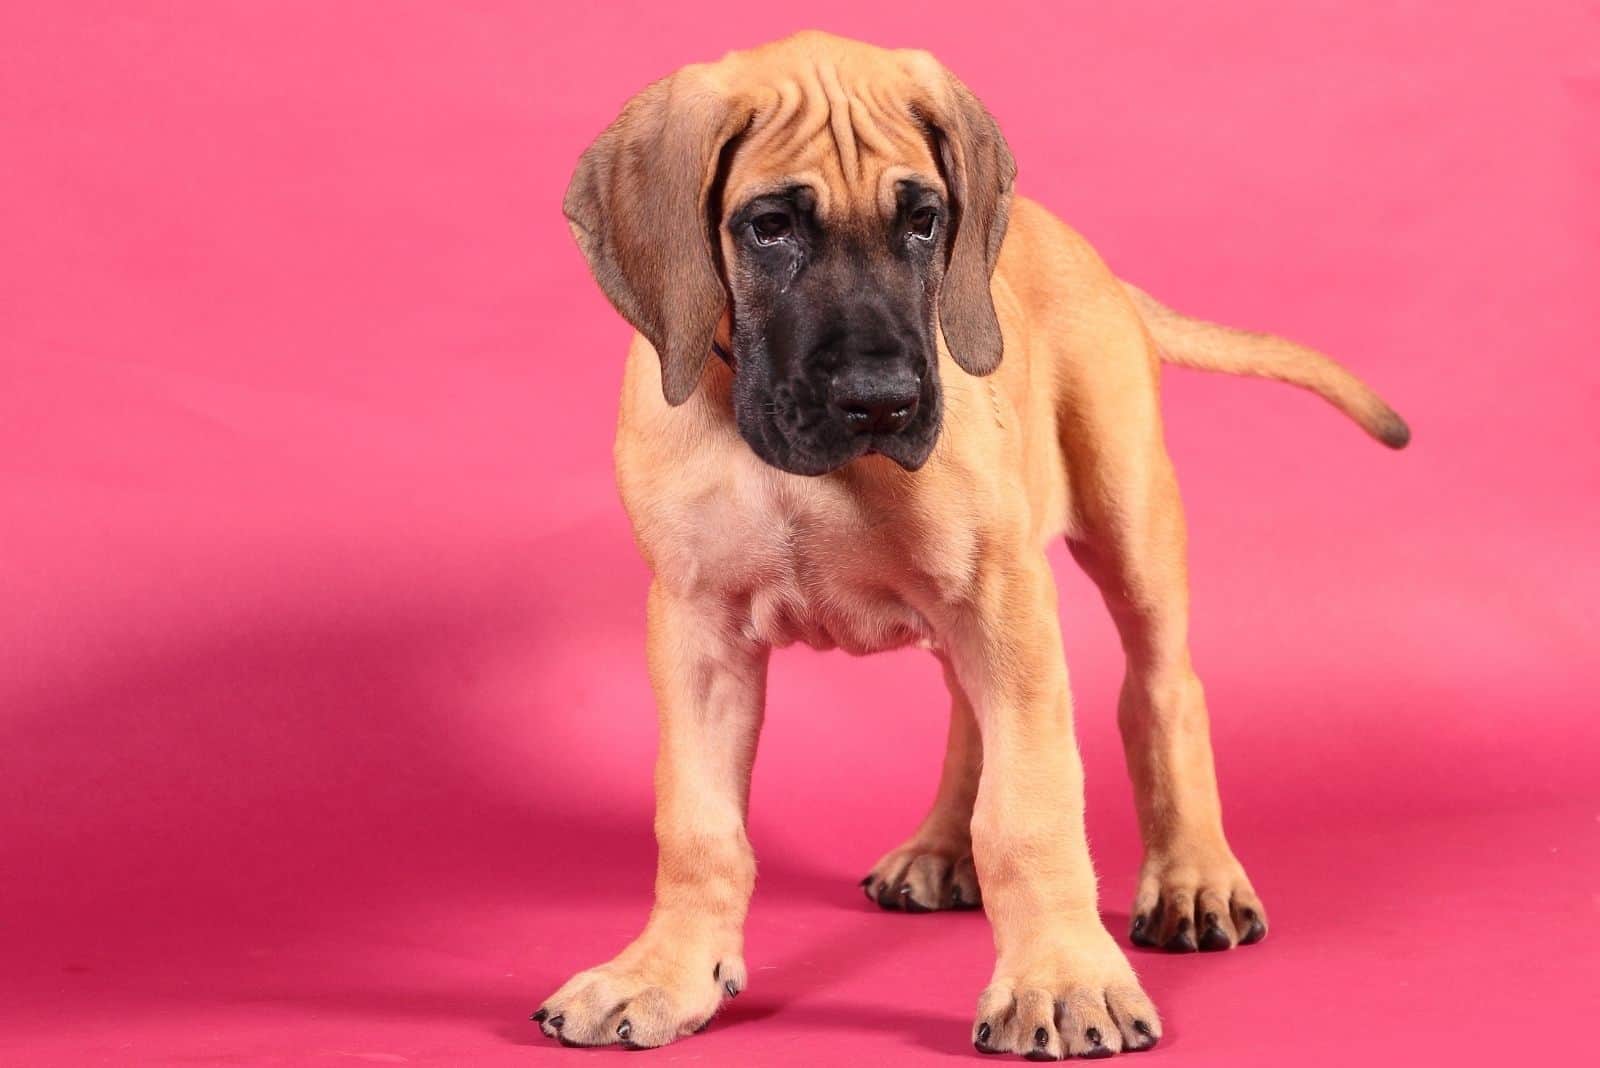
862 836 981 912
532 944 746 1049
1128 845 1267 952
973 923 1161 1059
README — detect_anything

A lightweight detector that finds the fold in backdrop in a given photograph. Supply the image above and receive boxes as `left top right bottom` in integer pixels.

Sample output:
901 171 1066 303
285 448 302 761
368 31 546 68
2 3 1596 1065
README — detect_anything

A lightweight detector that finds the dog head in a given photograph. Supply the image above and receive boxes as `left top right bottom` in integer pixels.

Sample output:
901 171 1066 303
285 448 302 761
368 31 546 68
564 32 1015 475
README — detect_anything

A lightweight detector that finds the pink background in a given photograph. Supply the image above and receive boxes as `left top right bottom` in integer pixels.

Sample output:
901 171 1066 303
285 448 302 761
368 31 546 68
4 3 1597 1064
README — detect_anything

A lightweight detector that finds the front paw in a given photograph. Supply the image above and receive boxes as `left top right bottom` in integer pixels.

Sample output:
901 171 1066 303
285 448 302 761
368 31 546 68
973 923 1160 1059
532 940 746 1049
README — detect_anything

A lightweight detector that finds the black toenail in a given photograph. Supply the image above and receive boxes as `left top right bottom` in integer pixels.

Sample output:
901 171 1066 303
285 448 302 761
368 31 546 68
1035 1026 1050 1048
1130 913 1157 947
1164 916 1197 952
1086 1027 1101 1045
877 882 903 910
860 874 873 886
1200 918 1231 952
901 886 931 913
863 880 877 903
1132 1019 1159 1051
713 962 720 980
616 1019 632 1041
1241 915 1267 944
530 1008 547 1023
549 1014 564 1030
975 1021 994 1051
724 979 740 998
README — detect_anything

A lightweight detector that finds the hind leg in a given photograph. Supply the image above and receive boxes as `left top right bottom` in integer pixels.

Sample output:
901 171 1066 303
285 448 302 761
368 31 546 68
861 657 983 912
1069 456 1268 953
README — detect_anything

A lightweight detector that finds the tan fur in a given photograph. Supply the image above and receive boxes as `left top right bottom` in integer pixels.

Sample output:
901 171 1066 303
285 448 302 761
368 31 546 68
543 31 1406 1056
1125 281 1410 448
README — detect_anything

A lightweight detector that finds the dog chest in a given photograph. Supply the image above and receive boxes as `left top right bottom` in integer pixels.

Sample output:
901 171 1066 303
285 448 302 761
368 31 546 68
646 460 957 655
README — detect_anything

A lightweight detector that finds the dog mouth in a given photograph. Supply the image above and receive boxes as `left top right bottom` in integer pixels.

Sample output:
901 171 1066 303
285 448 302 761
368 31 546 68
754 416 870 476
742 394 940 476
861 428 937 471
726 338 944 476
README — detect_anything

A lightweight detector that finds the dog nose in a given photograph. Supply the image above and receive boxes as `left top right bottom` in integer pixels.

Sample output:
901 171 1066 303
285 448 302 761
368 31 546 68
831 375 920 435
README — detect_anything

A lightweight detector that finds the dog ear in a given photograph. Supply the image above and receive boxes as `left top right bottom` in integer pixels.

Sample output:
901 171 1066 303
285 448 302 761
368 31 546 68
913 69 1016 377
564 68 748 406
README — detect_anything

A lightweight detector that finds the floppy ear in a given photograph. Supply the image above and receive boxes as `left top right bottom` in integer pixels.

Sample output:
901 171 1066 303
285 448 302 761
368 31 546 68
563 68 747 405
916 73 1016 377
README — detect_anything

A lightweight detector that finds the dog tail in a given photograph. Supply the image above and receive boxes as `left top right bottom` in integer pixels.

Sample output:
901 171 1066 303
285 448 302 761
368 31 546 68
1122 281 1411 449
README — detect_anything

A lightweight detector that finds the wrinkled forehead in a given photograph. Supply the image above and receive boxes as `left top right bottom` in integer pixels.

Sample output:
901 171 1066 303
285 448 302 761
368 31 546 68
718 47 945 221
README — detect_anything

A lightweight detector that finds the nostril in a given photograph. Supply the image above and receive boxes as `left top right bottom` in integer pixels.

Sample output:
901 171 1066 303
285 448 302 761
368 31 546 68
880 400 917 433
829 363 922 436
836 395 918 435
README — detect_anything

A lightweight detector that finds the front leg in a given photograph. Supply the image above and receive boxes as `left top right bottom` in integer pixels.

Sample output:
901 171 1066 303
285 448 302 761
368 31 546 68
952 557 1162 1059
533 583 767 1049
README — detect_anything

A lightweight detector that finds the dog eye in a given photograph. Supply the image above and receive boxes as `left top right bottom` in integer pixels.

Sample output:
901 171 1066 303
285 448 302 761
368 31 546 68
751 212 794 244
909 207 938 241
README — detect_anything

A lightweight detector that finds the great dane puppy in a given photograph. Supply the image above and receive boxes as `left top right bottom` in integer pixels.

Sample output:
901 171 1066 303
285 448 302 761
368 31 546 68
541 30 1408 1058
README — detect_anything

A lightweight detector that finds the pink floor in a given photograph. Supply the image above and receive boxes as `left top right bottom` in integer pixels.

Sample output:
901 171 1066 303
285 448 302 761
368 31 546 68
4 3 1597 1065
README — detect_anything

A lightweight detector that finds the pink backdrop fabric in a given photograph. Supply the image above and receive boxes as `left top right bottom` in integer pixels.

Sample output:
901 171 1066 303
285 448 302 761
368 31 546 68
4 3 1597 1065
